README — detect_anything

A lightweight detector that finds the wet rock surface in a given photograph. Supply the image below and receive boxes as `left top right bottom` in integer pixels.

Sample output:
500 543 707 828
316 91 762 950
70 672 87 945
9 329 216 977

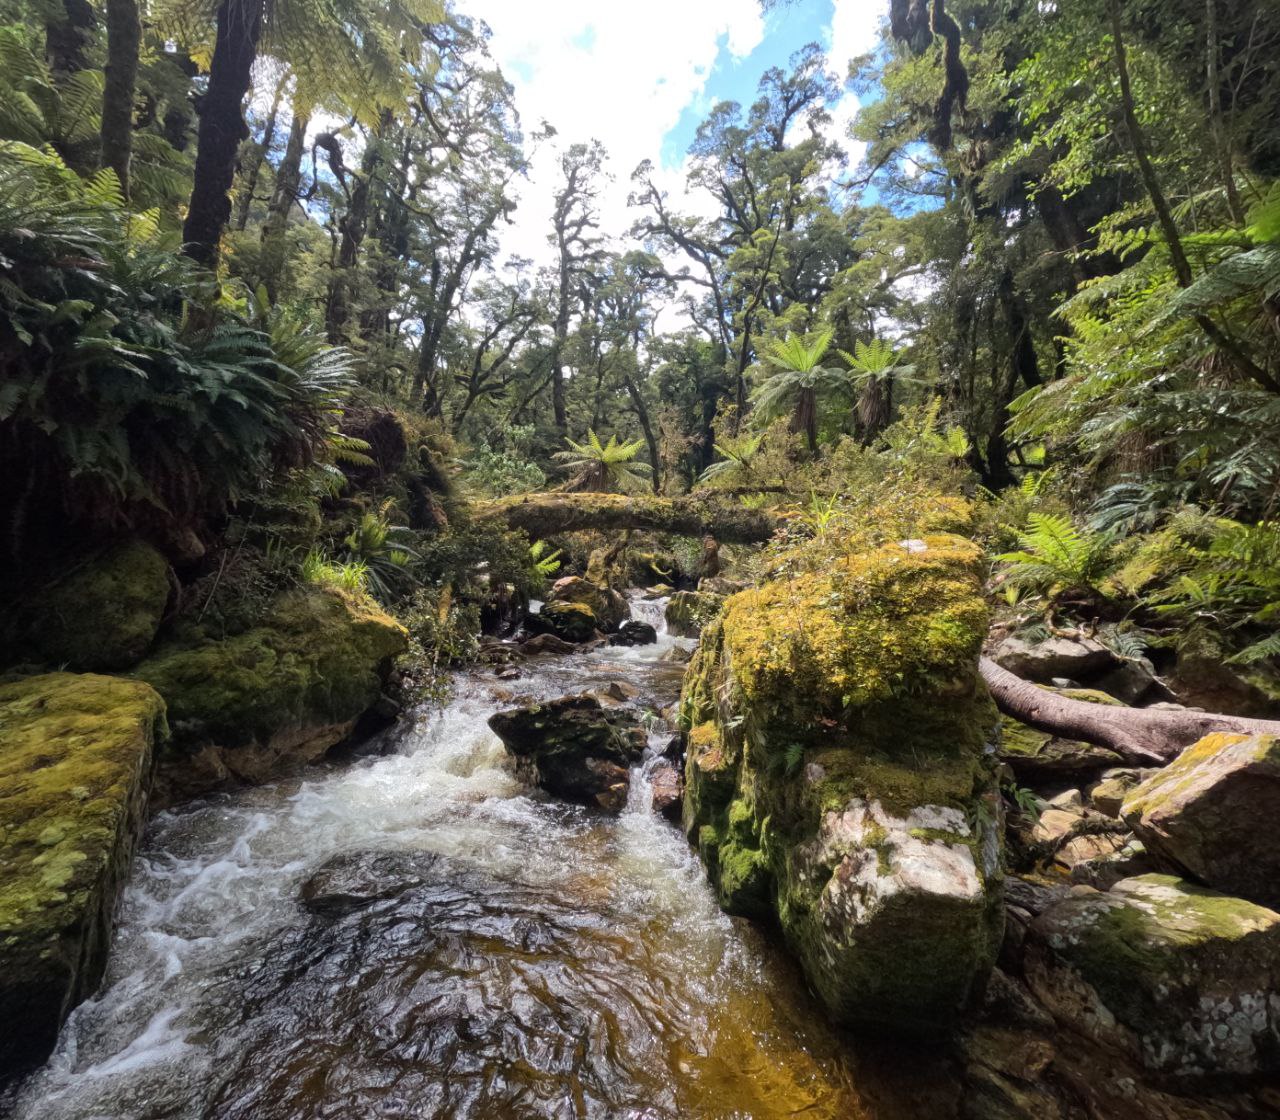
608 619 658 646
300 850 443 916
488 694 646 813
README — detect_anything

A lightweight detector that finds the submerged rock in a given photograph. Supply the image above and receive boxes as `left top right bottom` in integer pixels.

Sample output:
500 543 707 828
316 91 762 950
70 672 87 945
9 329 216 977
23 538 170 671
488 695 645 814
300 850 442 916
663 590 724 638
1025 874 1280 1075
681 525 1004 1034
608 620 657 647
135 585 406 804
0 672 168 1077
518 632 579 656
1122 732 1280 907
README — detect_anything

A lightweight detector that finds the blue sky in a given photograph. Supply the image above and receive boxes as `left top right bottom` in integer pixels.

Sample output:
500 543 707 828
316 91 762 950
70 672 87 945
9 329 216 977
661 0 840 167
458 0 886 266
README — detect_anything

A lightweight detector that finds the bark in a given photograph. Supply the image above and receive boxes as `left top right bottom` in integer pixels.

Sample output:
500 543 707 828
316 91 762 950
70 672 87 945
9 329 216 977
100 0 141 200
183 0 263 268
981 656 1280 766
1204 0 1245 226
46 0 95 78
477 492 779 543
621 370 661 494
233 76 286 231
327 111 391 342
259 110 309 301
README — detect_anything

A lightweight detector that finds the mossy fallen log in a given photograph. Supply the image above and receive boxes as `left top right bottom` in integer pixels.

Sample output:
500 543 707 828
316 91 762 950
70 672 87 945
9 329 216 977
475 492 779 543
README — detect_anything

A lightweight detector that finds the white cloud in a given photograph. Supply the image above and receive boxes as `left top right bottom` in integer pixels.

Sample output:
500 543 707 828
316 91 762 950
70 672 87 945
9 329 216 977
458 0 765 270
827 0 884 74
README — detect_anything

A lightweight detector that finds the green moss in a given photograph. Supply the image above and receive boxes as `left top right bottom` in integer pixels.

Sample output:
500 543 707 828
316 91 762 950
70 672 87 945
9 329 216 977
721 534 989 719
0 672 168 1068
25 539 170 671
134 585 406 752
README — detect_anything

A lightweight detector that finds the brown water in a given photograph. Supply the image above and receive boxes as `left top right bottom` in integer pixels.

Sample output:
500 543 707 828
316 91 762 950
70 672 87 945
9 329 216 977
8 598 951 1120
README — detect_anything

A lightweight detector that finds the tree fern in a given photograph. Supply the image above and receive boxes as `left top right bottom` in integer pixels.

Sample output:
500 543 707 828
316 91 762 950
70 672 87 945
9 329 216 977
553 429 652 493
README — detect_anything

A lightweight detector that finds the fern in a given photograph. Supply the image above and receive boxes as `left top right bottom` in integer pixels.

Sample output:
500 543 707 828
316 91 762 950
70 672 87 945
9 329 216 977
553 429 652 493
996 512 1116 598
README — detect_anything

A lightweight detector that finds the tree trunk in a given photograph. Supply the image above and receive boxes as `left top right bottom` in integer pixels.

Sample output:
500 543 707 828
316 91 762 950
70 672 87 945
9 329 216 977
233 76 286 231
259 110 309 301
1204 0 1245 226
621 371 661 494
980 656 1280 766
792 386 818 455
327 111 390 342
46 0 95 78
479 492 779 543
182 0 262 269
99 0 141 200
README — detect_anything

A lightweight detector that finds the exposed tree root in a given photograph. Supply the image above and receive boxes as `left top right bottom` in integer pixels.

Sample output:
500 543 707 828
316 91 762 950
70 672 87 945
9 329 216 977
981 656 1280 766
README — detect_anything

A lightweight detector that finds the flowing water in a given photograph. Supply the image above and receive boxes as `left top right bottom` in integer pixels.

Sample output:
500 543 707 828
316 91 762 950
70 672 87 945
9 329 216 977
7 595 947 1120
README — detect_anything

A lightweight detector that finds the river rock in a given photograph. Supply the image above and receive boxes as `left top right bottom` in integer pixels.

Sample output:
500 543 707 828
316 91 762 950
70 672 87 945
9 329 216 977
1171 623 1280 720
135 585 407 804
22 538 170 671
608 620 657 647
488 695 645 814
1122 732 1280 907
664 590 724 638
649 760 684 822
300 850 441 916
0 672 168 1078
681 527 1004 1034
1069 839 1156 890
528 600 600 644
545 575 629 631
993 635 1115 683
1088 768 1153 818
1025 874 1280 1075
518 632 579 656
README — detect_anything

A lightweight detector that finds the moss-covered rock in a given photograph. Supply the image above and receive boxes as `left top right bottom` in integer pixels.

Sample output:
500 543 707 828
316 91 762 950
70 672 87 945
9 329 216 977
0 672 168 1077
545 575 628 631
680 525 1004 1034
1025 874 1280 1075
1171 623 1280 720
488 694 645 813
24 539 170 671
664 589 724 638
1122 732 1280 907
529 599 600 644
134 585 406 803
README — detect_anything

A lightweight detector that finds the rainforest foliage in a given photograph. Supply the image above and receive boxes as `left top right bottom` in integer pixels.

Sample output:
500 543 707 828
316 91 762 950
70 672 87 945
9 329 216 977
1 0 1279 677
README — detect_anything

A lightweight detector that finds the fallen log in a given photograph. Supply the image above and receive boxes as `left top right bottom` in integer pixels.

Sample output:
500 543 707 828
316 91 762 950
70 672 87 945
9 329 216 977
980 656 1280 766
475 491 780 544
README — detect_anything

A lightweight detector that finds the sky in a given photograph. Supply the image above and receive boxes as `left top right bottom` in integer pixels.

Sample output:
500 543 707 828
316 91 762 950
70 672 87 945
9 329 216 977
455 0 888 272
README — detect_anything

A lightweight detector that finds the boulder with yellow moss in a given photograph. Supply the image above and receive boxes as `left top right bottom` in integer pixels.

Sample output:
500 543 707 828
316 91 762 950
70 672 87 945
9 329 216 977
680 523 1004 1035
133 585 407 804
0 672 168 1077
1122 732 1280 907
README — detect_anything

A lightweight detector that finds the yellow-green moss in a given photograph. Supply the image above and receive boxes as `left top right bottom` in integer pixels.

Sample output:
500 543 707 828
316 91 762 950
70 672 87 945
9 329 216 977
722 534 988 716
0 672 168 1070
25 539 170 671
134 585 406 751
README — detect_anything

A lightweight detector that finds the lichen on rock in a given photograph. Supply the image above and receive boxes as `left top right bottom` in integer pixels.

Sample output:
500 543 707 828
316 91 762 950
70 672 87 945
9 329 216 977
134 585 406 802
680 507 1004 1034
0 671 168 1076
1025 873 1280 1075
1122 732 1280 907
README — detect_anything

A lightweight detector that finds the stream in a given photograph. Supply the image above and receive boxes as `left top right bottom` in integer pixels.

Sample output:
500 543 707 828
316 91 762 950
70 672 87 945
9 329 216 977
7 596 944 1120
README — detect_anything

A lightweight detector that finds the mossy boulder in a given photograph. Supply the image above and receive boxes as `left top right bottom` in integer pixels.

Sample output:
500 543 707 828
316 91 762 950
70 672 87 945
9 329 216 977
1122 733 1280 907
680 528 1004 1034
24 539 170 672
0 672 168 1077
664 589 724 638
1171 623 1280 719
1025 874 1280 1075
529 599 600 644
488 694 646 813
134 585 406 803
545 575 628 631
